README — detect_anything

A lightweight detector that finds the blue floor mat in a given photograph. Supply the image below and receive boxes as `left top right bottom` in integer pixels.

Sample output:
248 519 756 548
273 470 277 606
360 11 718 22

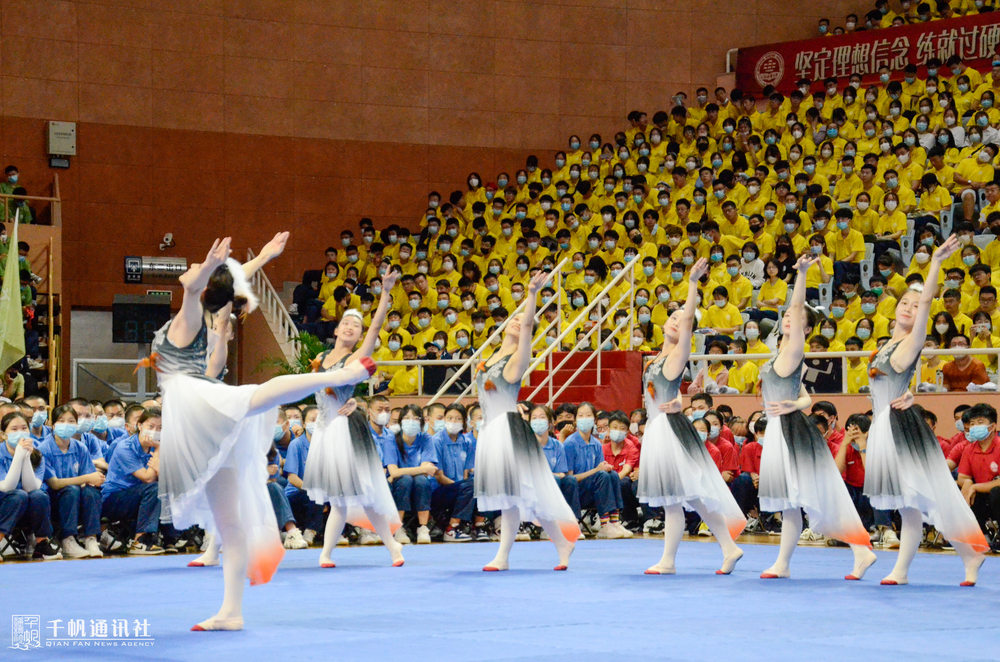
3 539 998 661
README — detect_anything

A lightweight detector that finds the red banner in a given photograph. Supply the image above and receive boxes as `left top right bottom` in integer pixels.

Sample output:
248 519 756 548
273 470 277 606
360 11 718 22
735 12 1000 95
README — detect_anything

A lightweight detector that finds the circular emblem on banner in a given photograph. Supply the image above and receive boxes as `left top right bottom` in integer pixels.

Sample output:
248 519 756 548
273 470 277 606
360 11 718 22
754 51 785 88
991 461 998 474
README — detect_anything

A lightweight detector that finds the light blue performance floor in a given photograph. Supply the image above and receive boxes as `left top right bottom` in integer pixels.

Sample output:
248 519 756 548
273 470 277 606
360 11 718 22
3 539 998 661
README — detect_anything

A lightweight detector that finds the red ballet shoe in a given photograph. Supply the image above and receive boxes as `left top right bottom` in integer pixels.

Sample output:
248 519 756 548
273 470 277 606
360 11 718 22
392 560 404 567
845 575 861 581
191 625 206 631
760 573 783 579
880 579 899 585
960 581 976 587
554 565 568 571
187 561 205 567
320 562 336 568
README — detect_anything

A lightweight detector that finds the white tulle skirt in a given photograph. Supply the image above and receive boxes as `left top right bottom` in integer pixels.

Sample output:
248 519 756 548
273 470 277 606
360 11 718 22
638 412 746 539
759 411 871 547
301 411 401 533
157 372 284 585
865 406 988 552
474 412 580 539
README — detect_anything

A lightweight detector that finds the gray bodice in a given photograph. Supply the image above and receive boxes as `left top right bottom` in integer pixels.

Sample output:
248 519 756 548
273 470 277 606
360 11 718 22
643 357 683 414
869 341 917 412
318 351 355 404
150 318 219 379
760 356 802 413
477 354 520 423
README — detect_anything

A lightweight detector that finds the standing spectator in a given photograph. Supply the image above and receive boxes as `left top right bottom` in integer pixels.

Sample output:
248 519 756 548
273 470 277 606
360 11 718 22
941 335 990 391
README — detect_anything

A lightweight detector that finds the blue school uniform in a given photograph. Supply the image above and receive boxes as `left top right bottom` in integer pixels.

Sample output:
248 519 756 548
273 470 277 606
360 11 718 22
281 434 323 531
462 432 478 474
0 440 46 488
563 431 604 474
79 432 108 463
432 430 470 485
101 435 151 500
369 423 394 465
539 437 569 474
382 432 437 514
563 431 620 515
396 432 438 469
282 434 310 498
37 438 95 488
0 440 52 538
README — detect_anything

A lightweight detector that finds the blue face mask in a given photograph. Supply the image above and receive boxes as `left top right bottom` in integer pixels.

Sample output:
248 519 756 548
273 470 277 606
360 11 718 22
31 410 47 428
77 418 95 433
93 415 108 433
690 409 706 421
54 422 78 438
966 424 992 442
274 424 286 441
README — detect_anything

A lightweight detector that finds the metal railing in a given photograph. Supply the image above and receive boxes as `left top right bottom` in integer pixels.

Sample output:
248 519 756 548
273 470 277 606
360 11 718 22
246 248 300 364
0 173 61 225
427 257 570 405
363 358 470 397
522 255 639 405
71 358 159 401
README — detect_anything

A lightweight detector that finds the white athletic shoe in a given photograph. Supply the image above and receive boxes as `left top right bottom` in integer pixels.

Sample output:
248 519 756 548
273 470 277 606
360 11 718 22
337 535 350 546
881 529 901 549
283 528 308 550
614 522 633 539
302 529 317 546
61 536 89 559
799 528 825 544
82 536 103 558
100 530 123 552
416 525 431 544
394 528 412 545
358 529 381 546
596 524 624 539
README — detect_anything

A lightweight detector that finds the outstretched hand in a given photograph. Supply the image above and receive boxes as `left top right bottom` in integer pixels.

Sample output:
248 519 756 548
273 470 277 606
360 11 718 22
932 234 961 263
527 270 550 295
180 237 231 289
890 391 914 411
382 269 400 292
258 232 290 263
765 400 799 417
688 258 709 283
658 397 683 414
794 254 818 272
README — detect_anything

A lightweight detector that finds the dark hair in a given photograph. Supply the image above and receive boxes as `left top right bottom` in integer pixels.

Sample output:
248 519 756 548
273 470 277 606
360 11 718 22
444 403 467 424
394 404 424 463
203 264 236 314
51 404 78 425
691 392 714 407
968 402 998 425
845 413 871 434
809 413 829 434
139 407 162 425
811 401 838 418
2 411 40 468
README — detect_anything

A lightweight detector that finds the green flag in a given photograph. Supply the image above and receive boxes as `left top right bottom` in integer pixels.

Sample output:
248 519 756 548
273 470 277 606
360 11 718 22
0 212 26 373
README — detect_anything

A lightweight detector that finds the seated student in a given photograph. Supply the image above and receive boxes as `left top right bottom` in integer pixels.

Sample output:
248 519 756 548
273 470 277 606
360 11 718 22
68 398 108 472
528 405 579 527
38 404 106 559
920 408 952 457
941 334 990 391
430 404 475 542
381 404 438 545
829 413 897 545
386 345 420 395
727 338 761 394
563 402 627 539
25 394 50 440
279 405 323 549
687 340 730 393
102 399 130 443
732 416 763 525
602 411 641 528
704 409 739 485
843 336 871 393
101 408 167 555
957 403 1000 544
265 443 308 550
272 407 294 461
0 409 61 560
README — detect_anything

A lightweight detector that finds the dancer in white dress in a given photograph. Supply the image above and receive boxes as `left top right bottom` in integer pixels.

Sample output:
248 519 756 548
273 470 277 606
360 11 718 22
863 235 989 586
476 272 580 571
758 254 876 580
302 269 405 569
154 235 376 631
639 258 746 576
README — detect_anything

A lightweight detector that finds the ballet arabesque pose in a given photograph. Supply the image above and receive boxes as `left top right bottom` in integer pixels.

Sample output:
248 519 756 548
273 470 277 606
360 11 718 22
639 258 746 575
155 235 376 631
758 254 876 581
864 235 989 586
302 268 405 569
476 271 581 571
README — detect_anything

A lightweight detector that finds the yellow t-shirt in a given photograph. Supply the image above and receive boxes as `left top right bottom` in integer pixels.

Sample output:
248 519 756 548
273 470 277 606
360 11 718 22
387 367 419 395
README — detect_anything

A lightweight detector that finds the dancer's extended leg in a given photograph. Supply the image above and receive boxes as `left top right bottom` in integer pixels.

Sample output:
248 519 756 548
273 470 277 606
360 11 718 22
364 506 404 567
692 501 743 575
247 361 375 416
193 469 246 631
953 541 986 586
188 532 220 567
646 504 683 574
319 505 347 567
761 508 801 578
881 507 921 585
483 507 518 571
538 518 574 570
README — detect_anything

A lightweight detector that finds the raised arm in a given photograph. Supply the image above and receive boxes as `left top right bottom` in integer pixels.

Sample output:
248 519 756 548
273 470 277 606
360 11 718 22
19 443 42 492
892 235 960 369
353 269 399 361
241 232 289 279
504 271 551 382
0 444 27 492
774 254 816 377
167 238 232 349
663 258 708 380
205 302 233 379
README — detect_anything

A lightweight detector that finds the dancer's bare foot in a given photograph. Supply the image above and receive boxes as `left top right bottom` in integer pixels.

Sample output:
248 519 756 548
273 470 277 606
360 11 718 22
191 616 243 631
717 547 743 575
760 565 790 579
960 553 985 586
318 554 336 568
387 540 404 567
846 550 877 580
482 558 509 571
644 563 676 575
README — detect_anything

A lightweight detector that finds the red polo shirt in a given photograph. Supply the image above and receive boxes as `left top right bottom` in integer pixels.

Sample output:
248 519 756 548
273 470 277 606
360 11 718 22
831 442 866 488
711 437 740 474
936 435 951 455
603 439 640 473
739 441 762 474
827 428 845 446
626 432 642 470
948 439 970 465
706 442 723 471
957 435 1000 484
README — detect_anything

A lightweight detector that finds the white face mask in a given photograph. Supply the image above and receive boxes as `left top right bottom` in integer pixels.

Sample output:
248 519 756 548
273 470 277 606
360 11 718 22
375 411 391 426
445 421 464 435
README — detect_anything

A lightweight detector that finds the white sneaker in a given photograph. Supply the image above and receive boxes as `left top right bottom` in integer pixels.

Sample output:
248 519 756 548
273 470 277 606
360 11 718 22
61 536 89 559
614 522 633 539
881 529 901 549
82 536 103 558
416 525 431 544
394 528 411 545
337 535 349 546
283 528 308 550
358 529 381 546
100 530 123 552
302 529 317 546
697 522 712 537
539 529 551 541
596 524 624 539
799 528 825 544
515 523 531 541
